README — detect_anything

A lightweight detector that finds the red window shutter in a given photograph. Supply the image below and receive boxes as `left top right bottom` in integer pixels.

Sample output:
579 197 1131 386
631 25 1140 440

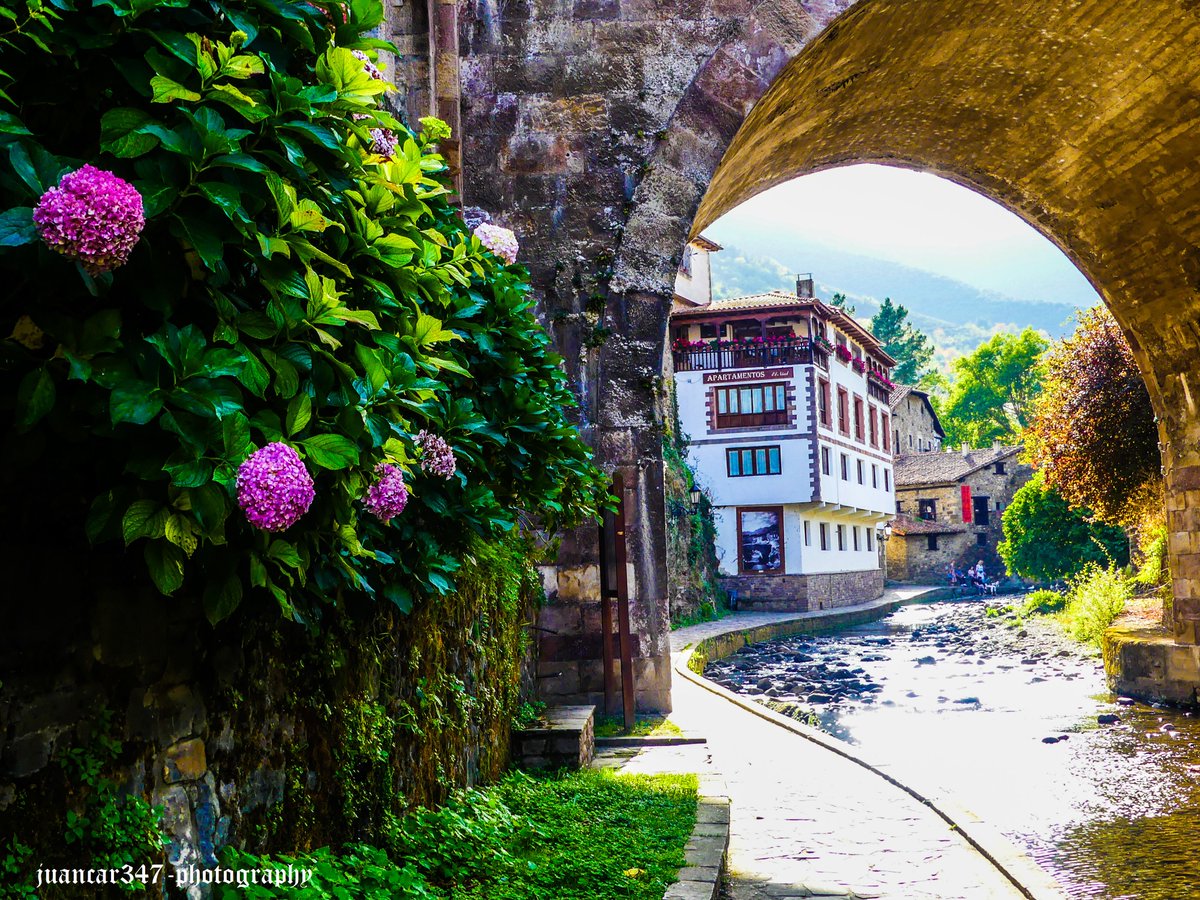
961 485 972 523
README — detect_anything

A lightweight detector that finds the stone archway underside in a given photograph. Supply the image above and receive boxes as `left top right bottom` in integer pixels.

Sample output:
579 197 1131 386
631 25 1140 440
619 0 1200 645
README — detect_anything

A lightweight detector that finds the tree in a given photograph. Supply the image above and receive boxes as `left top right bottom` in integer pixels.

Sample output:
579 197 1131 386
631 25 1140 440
998 472 1128 582
1026 307 1161 528
939 328 1047 447
829 291 856 315
869 297 934 384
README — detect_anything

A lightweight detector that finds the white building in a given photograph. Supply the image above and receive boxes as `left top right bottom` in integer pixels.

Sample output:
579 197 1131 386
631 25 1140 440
670 240 896 610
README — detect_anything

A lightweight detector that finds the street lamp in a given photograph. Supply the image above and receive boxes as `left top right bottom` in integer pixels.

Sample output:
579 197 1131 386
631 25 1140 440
689 484 702 512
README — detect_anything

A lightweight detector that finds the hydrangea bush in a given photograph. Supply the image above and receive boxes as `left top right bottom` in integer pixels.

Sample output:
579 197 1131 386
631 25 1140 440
0 0 607 624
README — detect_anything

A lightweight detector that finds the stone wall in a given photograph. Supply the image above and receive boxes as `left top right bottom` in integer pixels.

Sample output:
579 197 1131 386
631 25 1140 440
0 537 541 888
891 391 942 454
720 569 883 612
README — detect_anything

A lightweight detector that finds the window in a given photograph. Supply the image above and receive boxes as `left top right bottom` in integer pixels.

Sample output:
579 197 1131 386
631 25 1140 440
700 323 718 339
882 415 890 451
872 464 878 488
853 396 865 442
837 388 849 434
737 507 784 574
856 459 864 484
995 461 1007 475
972 495 991 526
819 523 829 551
840 454 849 480
894 429 900 451
818 379 832 428
909 434 914 448
866 529 875 552
837 525 846 551
884 469 890 491
869 407 878 446
852 526 860 551
714 383 788 429
976 533 988 546
673 325 688 341
804 520 811 546
927 535 939 551
821 446 831 475
918 498 936 521
895 500 903 515
996 500 1004 510
679 244 693 276
727 446 782 477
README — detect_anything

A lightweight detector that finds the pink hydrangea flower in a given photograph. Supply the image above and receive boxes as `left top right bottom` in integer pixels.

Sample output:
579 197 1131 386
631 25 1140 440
472 223 518 265
363 463 408 521
33 165 145 275
369 128 398 159
416 430 456 480
352 49 384 81
236 443 315 532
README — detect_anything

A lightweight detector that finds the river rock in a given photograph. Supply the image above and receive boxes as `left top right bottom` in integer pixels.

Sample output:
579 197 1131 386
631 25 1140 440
1098 714 1119 725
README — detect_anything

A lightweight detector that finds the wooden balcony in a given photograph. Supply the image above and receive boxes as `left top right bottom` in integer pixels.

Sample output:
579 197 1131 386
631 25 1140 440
672 339 829 373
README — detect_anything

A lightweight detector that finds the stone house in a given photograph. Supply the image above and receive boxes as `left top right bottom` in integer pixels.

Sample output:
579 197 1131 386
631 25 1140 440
889 385 944 454
887 444 1032 583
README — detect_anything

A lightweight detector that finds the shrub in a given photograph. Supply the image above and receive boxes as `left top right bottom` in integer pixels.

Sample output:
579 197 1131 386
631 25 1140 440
1020 589 1067 616
0 0 607 623
1060 564 1131 646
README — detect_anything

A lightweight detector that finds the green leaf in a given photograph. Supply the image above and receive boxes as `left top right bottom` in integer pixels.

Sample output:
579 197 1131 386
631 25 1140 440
0 207 36 246
382 583 413 613
0 111 31 135
411 313 461 347
222 411 253 462
7 143 42 196
144 540 186 595
219 53 266 78
203 574 242 625
150 74 201 103
164 456 213 488
268 538 303 570
122 499 160 545
171 215 224 270
300 434 359 470
16 367 55 429
99 108 160 158
285 393 312 436
111 382 163 425
165 513 198 556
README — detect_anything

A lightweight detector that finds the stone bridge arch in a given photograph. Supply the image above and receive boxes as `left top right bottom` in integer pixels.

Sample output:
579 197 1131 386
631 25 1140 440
457 0 1200 712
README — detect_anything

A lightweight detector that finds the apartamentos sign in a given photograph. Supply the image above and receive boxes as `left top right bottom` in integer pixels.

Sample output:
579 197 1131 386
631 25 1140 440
702 367 794 385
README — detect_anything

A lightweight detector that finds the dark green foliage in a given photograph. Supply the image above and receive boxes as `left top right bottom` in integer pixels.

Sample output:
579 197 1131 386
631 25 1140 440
998 471 1129 582
868 297 933 385
218 769 698 900
0 0 606 622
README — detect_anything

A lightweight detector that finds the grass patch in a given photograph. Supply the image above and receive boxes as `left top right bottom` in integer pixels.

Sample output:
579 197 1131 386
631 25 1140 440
219 769 698 900
1020 589 1067 616
671 600 735 630
594 715 684 738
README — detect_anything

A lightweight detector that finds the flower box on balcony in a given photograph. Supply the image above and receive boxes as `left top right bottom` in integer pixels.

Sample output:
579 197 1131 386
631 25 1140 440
834 345 853 364
851 358 866 374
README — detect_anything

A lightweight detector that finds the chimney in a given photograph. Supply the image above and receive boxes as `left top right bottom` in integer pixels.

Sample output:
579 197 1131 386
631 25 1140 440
796 273 814 298
961 442 970 457
992 439 1002 450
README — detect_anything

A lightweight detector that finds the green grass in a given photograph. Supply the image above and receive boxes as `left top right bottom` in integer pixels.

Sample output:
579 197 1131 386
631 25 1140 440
1057 564 1130 646
671 601 735 630
594 715 684 738
219 769 698 900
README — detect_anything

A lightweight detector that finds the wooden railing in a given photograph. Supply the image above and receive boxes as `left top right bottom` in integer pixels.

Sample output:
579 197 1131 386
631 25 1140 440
672 340 828 372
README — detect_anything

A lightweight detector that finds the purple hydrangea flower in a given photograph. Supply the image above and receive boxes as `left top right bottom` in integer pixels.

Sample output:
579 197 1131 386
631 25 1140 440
236 443 315 532
352 49 384 81
472 223 518 265
416 430 456 480
363 463 409 521
33 165 145 275
369 128 399 159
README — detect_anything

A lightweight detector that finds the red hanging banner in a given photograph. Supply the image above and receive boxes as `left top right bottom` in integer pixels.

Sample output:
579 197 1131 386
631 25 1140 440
961 484 973 523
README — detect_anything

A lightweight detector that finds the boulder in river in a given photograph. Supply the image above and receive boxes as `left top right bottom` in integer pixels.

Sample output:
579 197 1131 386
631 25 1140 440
1098 714 1119 725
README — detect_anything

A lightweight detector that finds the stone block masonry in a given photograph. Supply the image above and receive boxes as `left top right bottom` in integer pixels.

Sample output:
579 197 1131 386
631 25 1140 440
719 570 884 612
510 705 596 770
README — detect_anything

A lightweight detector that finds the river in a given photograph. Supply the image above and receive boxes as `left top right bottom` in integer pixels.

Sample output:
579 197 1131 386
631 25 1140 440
704 600 1200 899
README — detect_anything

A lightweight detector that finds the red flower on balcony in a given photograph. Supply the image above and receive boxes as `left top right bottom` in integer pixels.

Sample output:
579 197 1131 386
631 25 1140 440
851 358 866 373
835 344 853 363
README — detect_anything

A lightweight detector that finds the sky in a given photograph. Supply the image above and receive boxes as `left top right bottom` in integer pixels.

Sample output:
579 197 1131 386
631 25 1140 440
705 164 1101 309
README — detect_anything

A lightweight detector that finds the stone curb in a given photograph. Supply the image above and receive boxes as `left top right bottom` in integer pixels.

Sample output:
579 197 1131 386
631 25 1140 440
673 605 1067 900
596 735 708 748
664 774 730 900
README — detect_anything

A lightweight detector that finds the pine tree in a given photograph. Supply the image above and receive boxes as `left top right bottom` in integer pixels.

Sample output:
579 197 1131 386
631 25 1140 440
869 297 934 384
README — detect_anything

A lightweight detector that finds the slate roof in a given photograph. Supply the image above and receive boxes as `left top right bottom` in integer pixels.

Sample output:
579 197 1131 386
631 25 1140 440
893 444 1023 487
889 514 968 536
888 384 946 438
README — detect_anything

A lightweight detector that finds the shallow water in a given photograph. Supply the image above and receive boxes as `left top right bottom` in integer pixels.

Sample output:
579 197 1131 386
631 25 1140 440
707 601 1200 899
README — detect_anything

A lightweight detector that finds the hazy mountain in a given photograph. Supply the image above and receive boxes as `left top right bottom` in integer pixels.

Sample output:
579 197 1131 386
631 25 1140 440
708 242 1087 370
